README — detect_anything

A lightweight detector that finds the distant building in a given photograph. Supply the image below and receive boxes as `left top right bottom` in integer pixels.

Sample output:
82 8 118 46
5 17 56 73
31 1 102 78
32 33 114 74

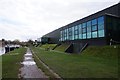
40 3 120 53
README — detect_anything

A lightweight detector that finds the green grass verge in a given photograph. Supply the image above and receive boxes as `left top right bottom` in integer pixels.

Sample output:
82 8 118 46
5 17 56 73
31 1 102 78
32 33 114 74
32 45 119 78
40 44 57 50
55 43 70 52
2 47 26 78
32 52 57 79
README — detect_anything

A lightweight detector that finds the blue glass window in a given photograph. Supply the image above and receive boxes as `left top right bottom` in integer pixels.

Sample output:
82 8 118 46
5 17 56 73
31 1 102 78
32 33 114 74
82 23 86 35
82 28 86 33
98 16 104 25
79 24 82 34
98 30 104 37
92 19 97 25
98 16 105 38
68 28 72 40
92 31 97 38
98 16 104 30
87 21 91 26
82 23 86 28
64 29 67 40
87 21 91 33
83 33 86 39
60 31 63 41
72 27 74 40
62 30 65 41
98 25 104 30
87 32 91 39
75 26 78 30
87 27 91 32
79 34 82 39
75 35 78 39
87 21 91 39
66 29 68 40
92 25 97 31
79 24 82 39
74 26 79 39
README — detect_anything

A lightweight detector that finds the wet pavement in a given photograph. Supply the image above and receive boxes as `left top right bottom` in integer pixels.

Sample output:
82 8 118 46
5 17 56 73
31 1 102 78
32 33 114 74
20 48 48 79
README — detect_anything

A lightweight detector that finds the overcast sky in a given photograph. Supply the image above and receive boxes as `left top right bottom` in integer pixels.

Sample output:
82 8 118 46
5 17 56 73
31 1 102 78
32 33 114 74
0 0 119 41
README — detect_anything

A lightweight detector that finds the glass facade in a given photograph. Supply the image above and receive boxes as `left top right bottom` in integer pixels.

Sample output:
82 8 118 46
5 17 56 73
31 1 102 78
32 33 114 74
98 16 104 37
60 16 105 41
68 27 72 40
92 19 97 38
82 23 87 39
79 24 82 39
74 26 79 39
87 21 91 39
72 27 74 40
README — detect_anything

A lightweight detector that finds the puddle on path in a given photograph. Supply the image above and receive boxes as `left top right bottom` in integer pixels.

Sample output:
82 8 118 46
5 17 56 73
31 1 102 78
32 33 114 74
22 61 36 65
24 57 32 60
20 48 48 79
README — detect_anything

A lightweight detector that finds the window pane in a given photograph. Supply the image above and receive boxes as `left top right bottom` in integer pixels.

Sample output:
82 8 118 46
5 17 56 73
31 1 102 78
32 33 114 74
64 29 66 40
82 23 86 28
87 21 91 26
98 30 104 37
87 32 91 39
74 26 78 39
92 19 97 25
78 24 82 28
82 28 86 33
87 21 91 32
79 25 82 34
72 27 74 40
87 26 91 32
98 16 104 25
79 34 82 39
83 33 86 39
66 29 68 40
75 35 78 39
92 31 97 38
75 30 77 34
98 24 104 30
92 25 97 31
75 26 78 30
60 31 63 41
98 16 104 30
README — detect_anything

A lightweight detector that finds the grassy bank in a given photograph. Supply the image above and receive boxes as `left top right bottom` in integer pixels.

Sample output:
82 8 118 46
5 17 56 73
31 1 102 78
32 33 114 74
40 44 57 50
54 43 70 52
32 45 119 78
2 47 26 78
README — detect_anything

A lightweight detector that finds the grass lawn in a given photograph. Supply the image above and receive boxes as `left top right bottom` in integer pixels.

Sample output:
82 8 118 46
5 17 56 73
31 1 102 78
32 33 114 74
32 45 119 78
40 44 57 50
2 47 26 78
55 43 70 52
33 52 58 79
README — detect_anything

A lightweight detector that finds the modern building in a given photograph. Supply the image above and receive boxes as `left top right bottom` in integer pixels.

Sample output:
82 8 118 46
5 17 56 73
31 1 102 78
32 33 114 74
41 3 120 53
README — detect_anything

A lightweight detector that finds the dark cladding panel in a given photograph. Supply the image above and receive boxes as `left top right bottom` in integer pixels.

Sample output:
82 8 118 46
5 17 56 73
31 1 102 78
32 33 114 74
42 28 62 43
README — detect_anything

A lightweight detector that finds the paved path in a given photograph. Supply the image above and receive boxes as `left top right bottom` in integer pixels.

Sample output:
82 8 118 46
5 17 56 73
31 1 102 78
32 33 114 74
20 48 48 79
